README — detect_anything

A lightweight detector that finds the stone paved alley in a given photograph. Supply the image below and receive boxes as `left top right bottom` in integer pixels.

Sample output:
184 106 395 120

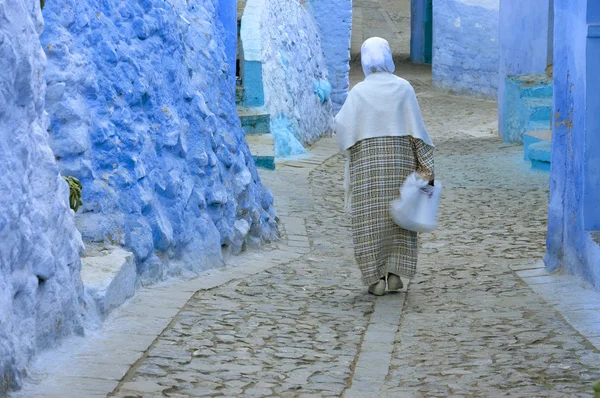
15 61 600 397
12 1 600 397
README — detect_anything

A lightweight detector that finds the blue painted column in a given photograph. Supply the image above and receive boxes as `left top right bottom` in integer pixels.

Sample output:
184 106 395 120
584 3 600 230
410 0 429 64
545 0 600 289
218 0 238 89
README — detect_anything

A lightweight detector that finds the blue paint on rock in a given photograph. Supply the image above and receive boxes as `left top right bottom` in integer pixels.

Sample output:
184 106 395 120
313 78 332 103
433 0 500 99
0 0 85 392
261 0 334 150
545 0 600 289
218 0 238 85
270 115 308 158
41 0 279 283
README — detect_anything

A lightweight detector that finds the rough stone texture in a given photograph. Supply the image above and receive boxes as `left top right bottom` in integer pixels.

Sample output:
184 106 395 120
261 0 334 153
217 0 238 83
308 0 352 113
433 0 500 99
0 0 84 392
41 0 279 284
546 0 600 289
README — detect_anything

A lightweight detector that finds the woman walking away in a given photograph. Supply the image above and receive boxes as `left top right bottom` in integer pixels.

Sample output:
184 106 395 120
335 37 435 296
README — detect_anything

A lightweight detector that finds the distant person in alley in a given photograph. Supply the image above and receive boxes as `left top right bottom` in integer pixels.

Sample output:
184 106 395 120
335 37 435 296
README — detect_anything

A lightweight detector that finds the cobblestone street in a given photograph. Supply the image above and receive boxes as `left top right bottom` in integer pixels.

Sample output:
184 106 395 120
99 62 600 397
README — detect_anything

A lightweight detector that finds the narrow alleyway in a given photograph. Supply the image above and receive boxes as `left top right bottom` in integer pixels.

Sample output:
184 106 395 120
12 1 600 397
96 61 600 397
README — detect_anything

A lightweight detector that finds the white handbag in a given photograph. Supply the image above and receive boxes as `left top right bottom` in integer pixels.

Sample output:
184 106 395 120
390 172 442 233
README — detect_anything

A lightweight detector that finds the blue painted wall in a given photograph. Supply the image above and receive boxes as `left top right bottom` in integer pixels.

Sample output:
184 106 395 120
260 0 335 153
498 0 552 137
545 0 600 288
308 0 352 113
218 0 238 86
0 0 84 392
433 0 500 99
240 0 265 107
41 0 279 284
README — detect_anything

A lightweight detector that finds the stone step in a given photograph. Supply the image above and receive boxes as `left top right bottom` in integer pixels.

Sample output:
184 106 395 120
523 129 551 160
523 97 553 123
503 73 553 144
528 141 552 172
509 74 554 98
527 120 552 132
237 106 271 135
236 84 244 105
520 82 554 99
81 243 137 324
245 133 275 170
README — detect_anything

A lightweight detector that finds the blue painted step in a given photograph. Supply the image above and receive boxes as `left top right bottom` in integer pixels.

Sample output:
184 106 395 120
502 74 553 144
528 141 552 172
522 97 552 123
237 106 275 170
245 134 275 170
523 130 551 160
236 85 244 105
238 107 270 135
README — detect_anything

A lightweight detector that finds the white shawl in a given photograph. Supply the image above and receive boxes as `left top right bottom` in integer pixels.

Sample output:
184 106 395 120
335 37 433 213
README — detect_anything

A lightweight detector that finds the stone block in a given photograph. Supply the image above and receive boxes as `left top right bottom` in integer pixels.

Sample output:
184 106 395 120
81 244 137 320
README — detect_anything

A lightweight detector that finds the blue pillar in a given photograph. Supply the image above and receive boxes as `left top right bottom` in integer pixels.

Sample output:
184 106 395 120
410 0 427 64
584 2 600 230
218 0 237 89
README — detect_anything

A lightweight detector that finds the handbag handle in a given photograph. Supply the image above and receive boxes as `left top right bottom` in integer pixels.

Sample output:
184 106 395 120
409 136 434 185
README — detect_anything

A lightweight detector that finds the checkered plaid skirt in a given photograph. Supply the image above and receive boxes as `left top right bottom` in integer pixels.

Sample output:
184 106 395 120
350 136 434 286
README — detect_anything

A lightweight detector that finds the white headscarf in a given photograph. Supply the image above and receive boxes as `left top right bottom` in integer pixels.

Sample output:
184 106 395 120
335 37 434 212
361 37 395 76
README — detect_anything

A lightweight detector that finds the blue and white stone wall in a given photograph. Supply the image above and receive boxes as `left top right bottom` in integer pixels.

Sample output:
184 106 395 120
41 0 279 283
260 0 335 156
433 0 500 99
546 0 600 288
0 0 84 392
